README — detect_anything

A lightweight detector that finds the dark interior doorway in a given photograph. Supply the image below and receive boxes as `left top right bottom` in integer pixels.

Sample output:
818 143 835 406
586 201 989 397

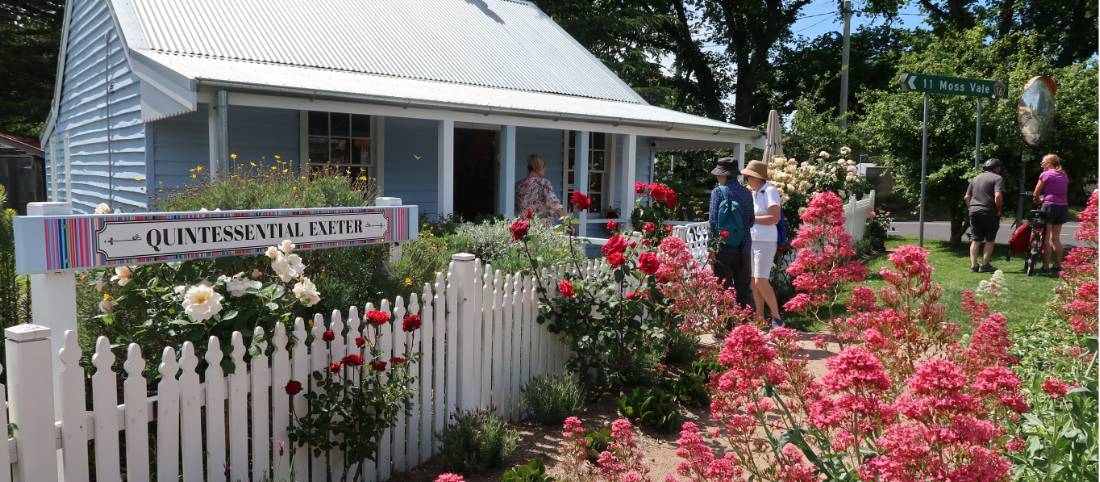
454 128 499 221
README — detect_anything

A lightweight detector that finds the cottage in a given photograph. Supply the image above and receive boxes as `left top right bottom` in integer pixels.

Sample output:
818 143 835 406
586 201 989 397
42 0 760 232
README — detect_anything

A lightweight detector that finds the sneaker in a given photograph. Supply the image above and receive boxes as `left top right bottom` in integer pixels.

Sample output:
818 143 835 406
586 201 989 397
971 265 980 273
769 317 784 329
979 264 997 273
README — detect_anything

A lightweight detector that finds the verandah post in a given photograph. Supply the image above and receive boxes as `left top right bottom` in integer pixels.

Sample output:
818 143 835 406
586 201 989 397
5 324 59 482
451 253 478 411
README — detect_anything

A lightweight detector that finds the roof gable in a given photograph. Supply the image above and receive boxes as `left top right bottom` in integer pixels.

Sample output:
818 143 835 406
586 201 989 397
121 0 647 104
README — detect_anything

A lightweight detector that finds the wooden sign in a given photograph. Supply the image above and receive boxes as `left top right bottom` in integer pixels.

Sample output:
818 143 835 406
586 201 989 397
14 205 418 274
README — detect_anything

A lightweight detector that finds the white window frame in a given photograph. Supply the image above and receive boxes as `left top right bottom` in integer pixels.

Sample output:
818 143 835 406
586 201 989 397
563 131 614 213
298 111 380 180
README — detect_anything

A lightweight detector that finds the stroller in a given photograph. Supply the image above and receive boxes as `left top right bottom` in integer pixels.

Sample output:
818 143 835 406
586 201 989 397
1007 209 1047 276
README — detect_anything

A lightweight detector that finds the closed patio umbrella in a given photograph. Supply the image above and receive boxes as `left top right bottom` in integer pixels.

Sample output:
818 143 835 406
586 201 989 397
760 109 784 163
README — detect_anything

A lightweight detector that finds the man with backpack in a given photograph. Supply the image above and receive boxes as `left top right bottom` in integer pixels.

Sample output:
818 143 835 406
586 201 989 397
708 157 755 308
964 158 1005 273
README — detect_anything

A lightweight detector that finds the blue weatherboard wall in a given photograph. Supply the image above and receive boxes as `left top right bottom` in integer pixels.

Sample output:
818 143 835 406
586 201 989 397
47 0 147 213
516 127 565 199
147 106 206 201
383 117 439 218
227 106 300 168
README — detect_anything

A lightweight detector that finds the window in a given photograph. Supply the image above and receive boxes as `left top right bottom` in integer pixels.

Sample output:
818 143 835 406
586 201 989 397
307 112 372 178
565 132 609 211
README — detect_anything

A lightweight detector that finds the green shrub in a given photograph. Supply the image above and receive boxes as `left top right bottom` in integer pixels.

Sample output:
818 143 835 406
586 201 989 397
447 218 579 274
502 459 554 482
663 330 699 364
617 387 681 433
438 410 518 474
0 186 24 329
584 426 611 462
666 372 710 408
521 374 583 425
386 235 450 293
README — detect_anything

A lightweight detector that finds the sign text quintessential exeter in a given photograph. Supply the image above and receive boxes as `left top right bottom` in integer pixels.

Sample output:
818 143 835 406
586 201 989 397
14 205 417 274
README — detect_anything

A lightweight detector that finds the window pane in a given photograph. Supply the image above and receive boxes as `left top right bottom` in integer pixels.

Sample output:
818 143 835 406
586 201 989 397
331 113 350 137
568 132 576 148
567 171 574 185
351 115 371 138
590 194 602 210
590 151 605 171
330 138 349 164
308 112 328 136
592 132 606 147
352 138 371 165
589 173 602 193
308 136 328 164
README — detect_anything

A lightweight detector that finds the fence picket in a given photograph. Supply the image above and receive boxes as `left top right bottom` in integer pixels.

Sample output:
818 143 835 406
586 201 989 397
156 347 180 482
309 316 327 482
406 293 422 468
436 271 450 453
251 327 271 482
91 337 121 482
419 282 436 461
500 273 514 420
227 333 248 482
204 338 227 482
290 318 310 479
480 265 493 409
377 301 394 481
445 268 459 422
178 342 203 482
328 310 345 482
363 303 378 482
58 331 89 482
392 297 408 473
123 344 150 482
271 323 291 481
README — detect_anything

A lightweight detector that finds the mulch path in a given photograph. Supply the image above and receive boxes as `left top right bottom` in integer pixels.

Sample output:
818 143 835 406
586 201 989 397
390 331 839 482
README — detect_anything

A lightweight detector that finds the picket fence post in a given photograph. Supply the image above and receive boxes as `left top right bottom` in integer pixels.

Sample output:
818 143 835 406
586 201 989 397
5 324 59 482
452 253 478 411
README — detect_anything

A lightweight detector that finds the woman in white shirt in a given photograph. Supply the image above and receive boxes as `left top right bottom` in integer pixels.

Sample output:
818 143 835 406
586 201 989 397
740 160 783 327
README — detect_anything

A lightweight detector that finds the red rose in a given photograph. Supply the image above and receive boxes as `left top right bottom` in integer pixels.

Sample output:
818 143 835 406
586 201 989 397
366 309 390 326
390 356 407 365
341 354 364 366
720 230 729 239
558 279 575 298
523 208 533 219
634 181 647 194
328 362 342 373
602 235 628 256
664 225 673 234
606 220 619 232
607 252 626 268
643 222 656 234
322 330 335 342
403 314 422 332
570 192 592 211
369 360 387 372
355 336 366 347
509 220 530 241
642 239 651 247
648 183 677 208
625 291 640 300
285 380 303 395
637 252 660 275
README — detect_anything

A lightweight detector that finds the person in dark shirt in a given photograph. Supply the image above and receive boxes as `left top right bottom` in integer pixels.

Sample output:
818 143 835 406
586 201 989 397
964 158 1004 273
708 157 755 309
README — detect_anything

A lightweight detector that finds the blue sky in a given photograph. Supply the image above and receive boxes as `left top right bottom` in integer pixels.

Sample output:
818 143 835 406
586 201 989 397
788 1 926 41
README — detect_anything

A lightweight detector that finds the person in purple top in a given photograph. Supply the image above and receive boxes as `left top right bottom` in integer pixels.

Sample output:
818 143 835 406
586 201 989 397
708 157 754 309
1032 153 1070 274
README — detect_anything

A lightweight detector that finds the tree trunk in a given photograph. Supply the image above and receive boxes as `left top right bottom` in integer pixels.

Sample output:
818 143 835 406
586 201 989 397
949 204 968 248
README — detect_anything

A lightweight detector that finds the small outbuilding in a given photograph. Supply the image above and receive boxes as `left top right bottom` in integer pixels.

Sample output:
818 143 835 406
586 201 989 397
42 0 760 232
0 133 46 214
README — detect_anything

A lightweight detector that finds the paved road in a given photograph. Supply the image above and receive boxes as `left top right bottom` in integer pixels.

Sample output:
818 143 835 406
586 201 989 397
892 221 1080 246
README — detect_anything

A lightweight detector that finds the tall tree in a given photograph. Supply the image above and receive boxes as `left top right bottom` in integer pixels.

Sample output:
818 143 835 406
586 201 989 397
0 0 64 138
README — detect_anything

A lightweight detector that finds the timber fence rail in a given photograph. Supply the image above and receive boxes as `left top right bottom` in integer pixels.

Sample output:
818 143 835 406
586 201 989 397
0 253 578 482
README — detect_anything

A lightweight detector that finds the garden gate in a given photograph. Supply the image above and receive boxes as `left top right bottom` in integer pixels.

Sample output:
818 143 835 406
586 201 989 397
5 200 573 482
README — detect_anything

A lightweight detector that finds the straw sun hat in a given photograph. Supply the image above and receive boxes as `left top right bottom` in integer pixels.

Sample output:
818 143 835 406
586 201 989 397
740 160 768 181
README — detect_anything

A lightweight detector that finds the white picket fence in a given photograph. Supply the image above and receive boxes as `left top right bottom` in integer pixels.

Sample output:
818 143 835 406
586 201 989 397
670 222 710 263
0 253 576 482
843 190 877 242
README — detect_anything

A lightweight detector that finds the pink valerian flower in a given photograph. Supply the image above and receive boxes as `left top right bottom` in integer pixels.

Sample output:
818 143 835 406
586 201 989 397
1055 245 1098 335
1076 190 1097 244
972 366 1030 414
668 422 742 482
655 236 750 332
777 444 819 482
960 313 1017 375
595 419 651 482
1042 378 1071 399
434 474 465 482
559 417 592 480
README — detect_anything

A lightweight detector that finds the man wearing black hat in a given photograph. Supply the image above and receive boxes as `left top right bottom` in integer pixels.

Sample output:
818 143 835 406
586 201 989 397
709 157 755 308
964 158 1005 273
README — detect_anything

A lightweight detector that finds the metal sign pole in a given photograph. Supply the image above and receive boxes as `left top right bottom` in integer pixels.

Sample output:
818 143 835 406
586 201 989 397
975 98 982 170
919 92 929 248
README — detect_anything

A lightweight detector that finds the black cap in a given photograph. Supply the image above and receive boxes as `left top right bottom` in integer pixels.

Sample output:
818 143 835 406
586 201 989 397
710 157 738 177
983 158 1002 171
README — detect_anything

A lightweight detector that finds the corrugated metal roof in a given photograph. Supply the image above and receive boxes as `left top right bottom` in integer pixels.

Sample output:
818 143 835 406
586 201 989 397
124 0 646 104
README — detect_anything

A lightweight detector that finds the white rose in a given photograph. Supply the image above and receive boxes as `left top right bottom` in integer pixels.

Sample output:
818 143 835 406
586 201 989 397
292 277 321 307
265 246 280 259
839 146 851 155
799 181 812 191
271 253 306 282
94 203 111 214
818 151 831 159
182 284 223 322
224 274 258 298
94 280 106 293
785 164 797 174
847 159 856 166
279 239 295 255
110 266 132 286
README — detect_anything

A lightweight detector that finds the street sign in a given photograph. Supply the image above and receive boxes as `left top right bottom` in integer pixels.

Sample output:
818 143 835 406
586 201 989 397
899 73 1006 99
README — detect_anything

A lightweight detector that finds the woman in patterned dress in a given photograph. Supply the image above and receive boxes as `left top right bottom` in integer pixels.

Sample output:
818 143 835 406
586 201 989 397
515 154 564 220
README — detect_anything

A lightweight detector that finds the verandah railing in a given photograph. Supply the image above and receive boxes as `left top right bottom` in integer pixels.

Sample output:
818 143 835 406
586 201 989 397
0 254 590 482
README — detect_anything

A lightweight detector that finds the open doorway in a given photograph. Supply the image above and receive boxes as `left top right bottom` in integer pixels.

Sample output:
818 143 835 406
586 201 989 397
454 128 499 221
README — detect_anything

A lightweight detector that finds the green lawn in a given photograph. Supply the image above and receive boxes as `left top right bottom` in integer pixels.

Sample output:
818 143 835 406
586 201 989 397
862 237 1060 331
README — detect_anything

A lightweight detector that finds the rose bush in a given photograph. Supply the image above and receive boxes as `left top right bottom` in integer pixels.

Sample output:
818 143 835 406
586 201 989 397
286 309 420 482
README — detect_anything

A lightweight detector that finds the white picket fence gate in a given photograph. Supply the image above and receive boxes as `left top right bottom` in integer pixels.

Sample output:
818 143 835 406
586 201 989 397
842 190 876 242
0 253 583 482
